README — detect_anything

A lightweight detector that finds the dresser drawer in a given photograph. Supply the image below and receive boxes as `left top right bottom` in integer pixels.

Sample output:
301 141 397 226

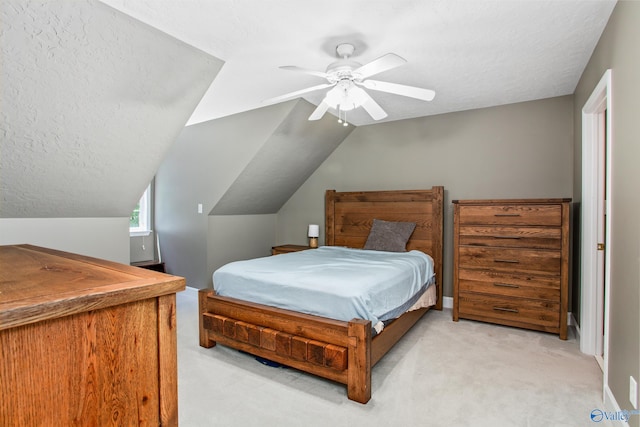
458 269 560 300
458 204 561 226
459 226 561 250
458 246 561 274
458 292 560 328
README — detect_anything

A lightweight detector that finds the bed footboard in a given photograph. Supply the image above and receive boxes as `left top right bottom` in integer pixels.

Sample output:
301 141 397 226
198 288 372 403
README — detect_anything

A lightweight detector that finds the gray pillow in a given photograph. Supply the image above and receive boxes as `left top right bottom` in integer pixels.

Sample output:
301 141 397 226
363 219 416 252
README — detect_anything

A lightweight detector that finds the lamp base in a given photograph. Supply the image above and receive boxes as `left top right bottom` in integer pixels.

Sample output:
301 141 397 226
309 237 318 249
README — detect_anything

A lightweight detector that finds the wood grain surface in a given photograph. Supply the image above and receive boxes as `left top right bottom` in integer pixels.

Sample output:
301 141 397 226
0 245 185 426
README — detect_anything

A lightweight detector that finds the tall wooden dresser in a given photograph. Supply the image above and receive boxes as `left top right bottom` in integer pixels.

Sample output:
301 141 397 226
0 245 186 426
452 199 571 339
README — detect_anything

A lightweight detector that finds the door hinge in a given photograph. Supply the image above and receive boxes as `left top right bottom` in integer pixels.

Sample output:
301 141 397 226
597 243 605 251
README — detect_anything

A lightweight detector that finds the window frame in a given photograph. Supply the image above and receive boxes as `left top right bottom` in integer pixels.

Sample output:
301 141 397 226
130 184 152 237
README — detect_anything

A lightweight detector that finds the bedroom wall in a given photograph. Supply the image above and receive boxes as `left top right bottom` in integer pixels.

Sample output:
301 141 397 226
277 95 574 302
207 214 277 286
0 218 129 263
157 99 352 289
573 1 640 422
155 103 295 288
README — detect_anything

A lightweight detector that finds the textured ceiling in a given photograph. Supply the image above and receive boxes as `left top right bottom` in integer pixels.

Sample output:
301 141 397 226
100 0 616 126
0 0 223 218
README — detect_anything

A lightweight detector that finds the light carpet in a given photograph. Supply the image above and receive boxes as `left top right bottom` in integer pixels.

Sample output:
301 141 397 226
176 288 609 427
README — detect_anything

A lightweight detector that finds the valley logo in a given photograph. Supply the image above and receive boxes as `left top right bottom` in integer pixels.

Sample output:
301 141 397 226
591 408 640 423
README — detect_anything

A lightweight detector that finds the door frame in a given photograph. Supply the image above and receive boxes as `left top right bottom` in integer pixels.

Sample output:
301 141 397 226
580 69 612 378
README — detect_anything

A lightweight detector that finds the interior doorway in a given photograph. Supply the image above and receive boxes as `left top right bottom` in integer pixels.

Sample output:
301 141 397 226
593 106 607 371
580 70 612 379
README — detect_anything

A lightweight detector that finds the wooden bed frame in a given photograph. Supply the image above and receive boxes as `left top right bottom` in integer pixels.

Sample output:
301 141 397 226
199 186 444 403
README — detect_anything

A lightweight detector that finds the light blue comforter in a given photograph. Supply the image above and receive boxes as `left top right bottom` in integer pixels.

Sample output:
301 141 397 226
213 246 435 328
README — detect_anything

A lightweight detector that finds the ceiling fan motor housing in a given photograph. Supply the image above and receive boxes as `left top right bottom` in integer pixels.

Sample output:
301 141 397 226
325 43 363 83
326 61 363 82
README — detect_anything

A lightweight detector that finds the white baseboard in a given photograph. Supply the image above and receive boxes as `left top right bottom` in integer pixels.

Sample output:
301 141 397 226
602 384 631 427
570 312 581 339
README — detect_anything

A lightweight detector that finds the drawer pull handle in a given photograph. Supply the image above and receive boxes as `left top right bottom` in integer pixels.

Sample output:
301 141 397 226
493 282 520 288
494 259 520 264
493 307 519 313
492 235 522 239
494 214 521 217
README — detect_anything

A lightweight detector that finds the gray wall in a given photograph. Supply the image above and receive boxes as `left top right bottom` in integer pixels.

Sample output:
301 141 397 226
0 218 130 263
155 103 295 287
573 1 640 422
155 99 352 288
130 231 156 263
207 214 277 283
277 95 574 301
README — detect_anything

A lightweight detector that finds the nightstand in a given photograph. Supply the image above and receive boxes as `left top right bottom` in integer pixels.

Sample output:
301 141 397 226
131 260 166 273
271 244 311 255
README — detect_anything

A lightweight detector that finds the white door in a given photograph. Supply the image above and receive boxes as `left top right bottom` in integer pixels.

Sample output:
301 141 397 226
594 109 607 371
580 70 612 384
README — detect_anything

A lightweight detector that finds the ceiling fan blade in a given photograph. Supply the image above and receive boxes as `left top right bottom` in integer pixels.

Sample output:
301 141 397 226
308 100 331 121
280 66 329 79
354 53 406 79
263 83 335 104
359 90 388 120
361 79 435 101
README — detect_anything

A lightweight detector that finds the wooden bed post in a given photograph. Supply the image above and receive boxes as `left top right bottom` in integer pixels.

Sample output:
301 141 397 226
199 289 216 348
432 186 444 310
347 319 371 404
325 190 336 246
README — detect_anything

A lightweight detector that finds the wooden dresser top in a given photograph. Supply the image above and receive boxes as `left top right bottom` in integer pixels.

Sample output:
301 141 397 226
452 198 571 205
0 244 185 330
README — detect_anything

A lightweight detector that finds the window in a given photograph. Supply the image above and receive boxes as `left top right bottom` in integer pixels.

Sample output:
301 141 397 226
130 184 151 236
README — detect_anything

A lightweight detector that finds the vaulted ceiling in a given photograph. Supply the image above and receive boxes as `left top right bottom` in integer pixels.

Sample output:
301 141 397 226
101 0 616 126
1 0 617 220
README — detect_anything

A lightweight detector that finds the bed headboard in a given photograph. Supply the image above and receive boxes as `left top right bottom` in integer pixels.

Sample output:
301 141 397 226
325 186 444 310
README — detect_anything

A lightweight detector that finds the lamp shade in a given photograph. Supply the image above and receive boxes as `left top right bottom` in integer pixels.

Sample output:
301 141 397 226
307 224 319 238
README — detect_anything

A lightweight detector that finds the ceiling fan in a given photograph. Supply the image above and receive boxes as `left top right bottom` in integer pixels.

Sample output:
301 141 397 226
264 43 435 122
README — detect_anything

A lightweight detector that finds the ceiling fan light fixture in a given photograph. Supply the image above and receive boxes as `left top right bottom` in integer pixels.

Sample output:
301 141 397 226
324 80 366 112
324 86 342 109
268 42 435 123
349 86 368 106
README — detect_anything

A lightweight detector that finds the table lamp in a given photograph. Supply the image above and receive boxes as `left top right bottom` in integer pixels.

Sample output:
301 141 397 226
308 224 319 248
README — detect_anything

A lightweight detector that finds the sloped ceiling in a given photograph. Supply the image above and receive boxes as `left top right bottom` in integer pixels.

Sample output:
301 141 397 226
0 0 618 223
0 0 223 218
210 100 353 215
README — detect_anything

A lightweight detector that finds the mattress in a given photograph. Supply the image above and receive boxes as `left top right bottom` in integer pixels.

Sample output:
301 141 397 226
213 246 435 332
